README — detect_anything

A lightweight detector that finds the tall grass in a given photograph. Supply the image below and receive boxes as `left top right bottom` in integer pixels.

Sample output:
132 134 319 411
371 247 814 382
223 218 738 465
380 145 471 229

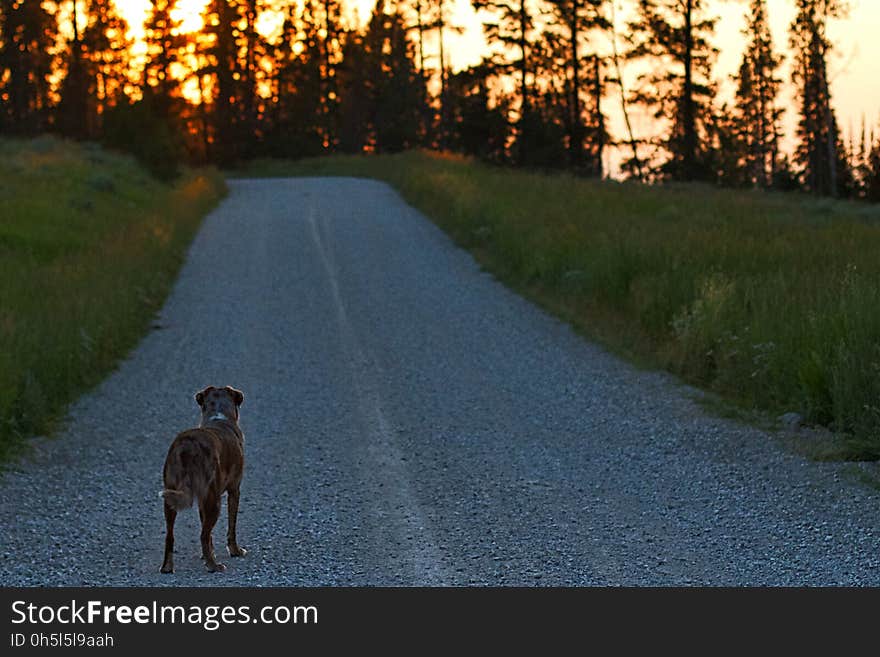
240 151 880 459
0 137 226 459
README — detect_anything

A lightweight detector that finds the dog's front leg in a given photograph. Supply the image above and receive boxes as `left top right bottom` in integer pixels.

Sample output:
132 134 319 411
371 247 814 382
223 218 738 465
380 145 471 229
160 503 176 573
227 486 247 557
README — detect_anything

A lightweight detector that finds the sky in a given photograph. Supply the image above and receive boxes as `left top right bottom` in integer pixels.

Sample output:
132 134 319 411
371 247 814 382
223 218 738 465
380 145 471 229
113 0 880 162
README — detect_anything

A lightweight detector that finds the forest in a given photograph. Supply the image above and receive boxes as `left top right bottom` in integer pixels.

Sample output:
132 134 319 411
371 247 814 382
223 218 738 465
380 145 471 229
1 0 878 199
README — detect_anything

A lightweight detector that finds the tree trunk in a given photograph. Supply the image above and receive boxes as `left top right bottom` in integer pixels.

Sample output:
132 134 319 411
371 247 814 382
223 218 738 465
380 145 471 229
416 0 425 78
197 65 211 163
518 0 529 165
322 0 335 148
438 1 447 149
817 45 838 197
244 0 256 149
569 1 582 168
757 65 767 187
682 0 697 179
68 0 87 138
594 54 603 178
610 0 642 180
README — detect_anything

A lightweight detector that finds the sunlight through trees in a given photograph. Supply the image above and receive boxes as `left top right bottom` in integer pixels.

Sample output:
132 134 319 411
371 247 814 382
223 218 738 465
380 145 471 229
0 0 878 198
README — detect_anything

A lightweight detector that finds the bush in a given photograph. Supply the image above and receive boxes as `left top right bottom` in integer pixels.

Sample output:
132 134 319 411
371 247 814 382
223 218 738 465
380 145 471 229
102 96 181 181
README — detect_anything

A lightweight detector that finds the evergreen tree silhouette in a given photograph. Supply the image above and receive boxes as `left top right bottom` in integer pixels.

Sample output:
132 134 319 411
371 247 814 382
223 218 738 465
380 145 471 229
546 0 608 173
625 0 718 181
473 0 539 165
730 0 784 188
0 0 58 134
790 0 848 197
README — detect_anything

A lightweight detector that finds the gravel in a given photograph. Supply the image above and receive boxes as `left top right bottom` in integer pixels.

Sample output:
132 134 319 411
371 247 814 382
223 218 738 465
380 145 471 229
1 177 879 586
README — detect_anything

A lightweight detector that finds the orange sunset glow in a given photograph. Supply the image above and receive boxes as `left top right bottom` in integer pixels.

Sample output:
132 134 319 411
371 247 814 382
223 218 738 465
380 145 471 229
21 0 877 188
106 0 880 164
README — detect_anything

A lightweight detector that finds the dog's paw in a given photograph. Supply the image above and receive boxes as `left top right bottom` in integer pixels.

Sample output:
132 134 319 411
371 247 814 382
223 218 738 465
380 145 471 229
206 561 227 573
160 564 174 574
228 546 247 557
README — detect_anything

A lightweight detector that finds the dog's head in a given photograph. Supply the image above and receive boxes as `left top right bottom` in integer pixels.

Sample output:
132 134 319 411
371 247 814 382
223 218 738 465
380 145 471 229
196 386 244 425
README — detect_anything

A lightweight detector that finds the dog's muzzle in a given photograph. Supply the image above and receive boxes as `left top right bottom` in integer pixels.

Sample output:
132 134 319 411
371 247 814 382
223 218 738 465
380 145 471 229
208 413 227 422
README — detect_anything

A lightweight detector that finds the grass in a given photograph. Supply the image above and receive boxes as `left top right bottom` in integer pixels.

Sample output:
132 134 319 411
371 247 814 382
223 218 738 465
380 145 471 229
0 136 226 461
237 151 880 460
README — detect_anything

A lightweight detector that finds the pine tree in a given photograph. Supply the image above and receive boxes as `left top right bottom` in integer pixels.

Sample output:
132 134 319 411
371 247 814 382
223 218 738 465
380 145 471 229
269 0 327 156
521 26 569 167
851 117 869 198
396 0 440 146
411 0 465 149
545 0 608 173
0 0 57 134
201 0 247 164
317 0 343 149
848 117 880 200
58 0 131 138
730 0 783 188
142 0 187 112
607 0 642 179
241 0 259 148
240 0 275 154
702 101 739 186
337 29 371 153
83 0 130 112
790 0 847 197
267 0 342 156
56 0 89 138
866 126 880 203
473 0 539 165
185 29 216 162
446 60 510 161
365 2 425 153
625 0 718 181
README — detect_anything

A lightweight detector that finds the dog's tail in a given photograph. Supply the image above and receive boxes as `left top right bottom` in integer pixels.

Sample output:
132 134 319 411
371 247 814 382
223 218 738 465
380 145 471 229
160 435 214 511
159 488 193 510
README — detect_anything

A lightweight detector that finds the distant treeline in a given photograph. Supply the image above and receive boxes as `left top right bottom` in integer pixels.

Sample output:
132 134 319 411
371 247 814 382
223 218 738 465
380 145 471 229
1 0 878 198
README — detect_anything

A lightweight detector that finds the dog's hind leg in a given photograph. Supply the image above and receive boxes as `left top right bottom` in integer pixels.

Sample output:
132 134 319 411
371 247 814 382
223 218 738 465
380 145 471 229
199 495 226 573
160 502 176 574
226 486 247 557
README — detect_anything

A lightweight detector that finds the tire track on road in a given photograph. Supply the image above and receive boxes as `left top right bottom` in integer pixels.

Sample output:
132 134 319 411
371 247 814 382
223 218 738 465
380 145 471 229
306 203 449 585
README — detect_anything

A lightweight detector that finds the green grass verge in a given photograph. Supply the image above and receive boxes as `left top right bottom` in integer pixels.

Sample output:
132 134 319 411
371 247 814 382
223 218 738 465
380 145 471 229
237 150 880 460
1 136 226 461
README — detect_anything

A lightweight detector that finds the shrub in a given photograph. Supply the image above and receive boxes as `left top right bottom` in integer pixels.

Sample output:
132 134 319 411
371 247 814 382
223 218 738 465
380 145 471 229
102 96 181 181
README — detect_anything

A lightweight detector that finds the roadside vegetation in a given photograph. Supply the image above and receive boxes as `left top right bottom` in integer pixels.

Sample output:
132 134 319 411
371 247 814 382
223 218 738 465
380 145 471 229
0 137 225 460
241 151 880 459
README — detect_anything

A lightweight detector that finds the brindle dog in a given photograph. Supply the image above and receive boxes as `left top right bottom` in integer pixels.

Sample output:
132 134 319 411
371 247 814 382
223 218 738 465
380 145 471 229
160 386 247 574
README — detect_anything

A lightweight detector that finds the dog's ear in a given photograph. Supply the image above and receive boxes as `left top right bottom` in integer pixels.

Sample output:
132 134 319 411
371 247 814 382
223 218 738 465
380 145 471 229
195 386 214 407
226 386 244 406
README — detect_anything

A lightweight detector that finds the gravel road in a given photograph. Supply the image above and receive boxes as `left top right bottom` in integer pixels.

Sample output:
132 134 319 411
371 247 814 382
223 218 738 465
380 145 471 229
2 177 879 586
